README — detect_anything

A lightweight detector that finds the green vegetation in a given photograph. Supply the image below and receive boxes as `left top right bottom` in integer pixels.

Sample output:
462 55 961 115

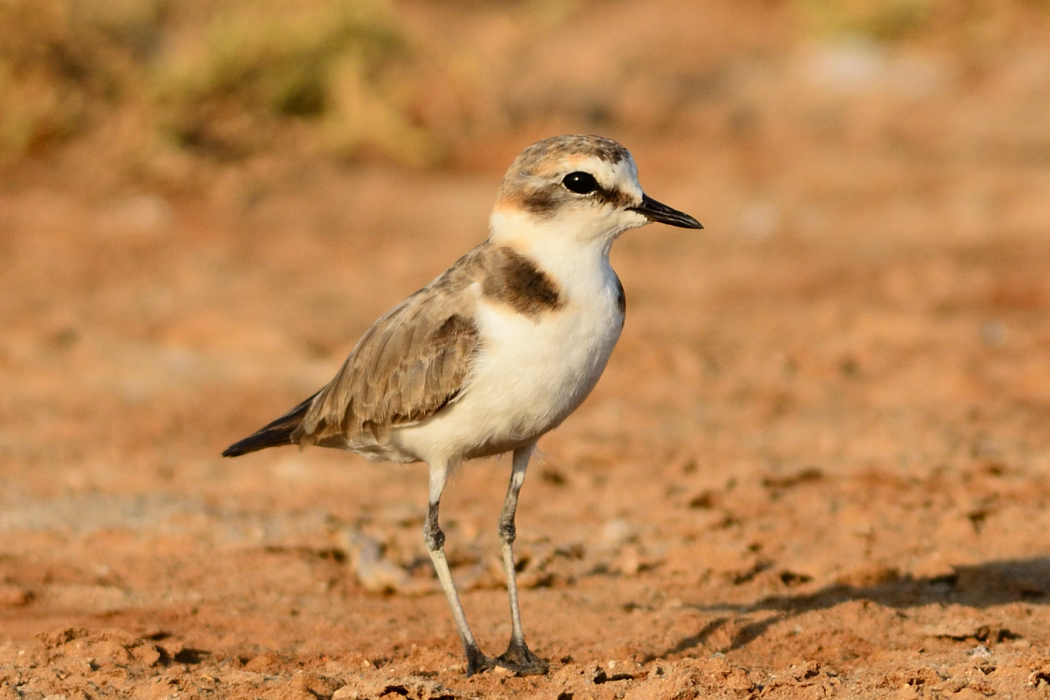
0 0 435 166
793 0 934 41
151 0 436 164
0 0 158 156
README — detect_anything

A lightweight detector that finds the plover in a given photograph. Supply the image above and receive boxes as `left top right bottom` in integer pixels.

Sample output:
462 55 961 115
223 134 702 676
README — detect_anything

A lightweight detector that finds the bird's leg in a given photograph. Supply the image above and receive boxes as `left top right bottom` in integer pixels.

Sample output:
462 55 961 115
494 443 550 676
424 461 492 677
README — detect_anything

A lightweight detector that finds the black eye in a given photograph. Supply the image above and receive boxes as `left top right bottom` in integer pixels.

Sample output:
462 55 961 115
562 171 598 195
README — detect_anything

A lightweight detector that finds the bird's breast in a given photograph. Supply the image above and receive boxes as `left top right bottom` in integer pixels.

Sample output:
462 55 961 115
474 278 621 420
392 262 624 463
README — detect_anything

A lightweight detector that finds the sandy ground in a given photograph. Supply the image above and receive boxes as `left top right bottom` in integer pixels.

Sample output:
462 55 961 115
4 3 1050 699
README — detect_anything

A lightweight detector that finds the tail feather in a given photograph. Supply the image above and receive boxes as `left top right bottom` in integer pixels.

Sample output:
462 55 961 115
222 391 319 457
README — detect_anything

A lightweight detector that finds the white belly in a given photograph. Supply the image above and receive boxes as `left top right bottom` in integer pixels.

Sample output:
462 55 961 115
393 270 623 464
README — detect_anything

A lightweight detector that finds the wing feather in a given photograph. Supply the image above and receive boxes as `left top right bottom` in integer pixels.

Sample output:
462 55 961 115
293 248 484 453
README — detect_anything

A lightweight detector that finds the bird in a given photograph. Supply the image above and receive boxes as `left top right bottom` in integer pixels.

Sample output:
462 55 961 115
222 134 702 677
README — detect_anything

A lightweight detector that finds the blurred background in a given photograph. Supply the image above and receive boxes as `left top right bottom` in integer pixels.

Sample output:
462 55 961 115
4 0 1050 178
2 1 1050 696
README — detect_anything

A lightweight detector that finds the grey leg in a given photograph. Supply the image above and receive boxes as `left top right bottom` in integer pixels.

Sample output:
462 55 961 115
494 443 550 675
424 461 492 676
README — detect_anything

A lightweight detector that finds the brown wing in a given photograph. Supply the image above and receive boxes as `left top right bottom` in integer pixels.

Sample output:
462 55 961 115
293 253 484 451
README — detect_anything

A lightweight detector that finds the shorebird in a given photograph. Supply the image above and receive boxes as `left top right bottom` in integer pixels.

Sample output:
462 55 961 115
223 134 702 676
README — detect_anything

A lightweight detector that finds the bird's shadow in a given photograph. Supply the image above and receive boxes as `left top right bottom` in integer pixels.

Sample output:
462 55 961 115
650 556 1050 660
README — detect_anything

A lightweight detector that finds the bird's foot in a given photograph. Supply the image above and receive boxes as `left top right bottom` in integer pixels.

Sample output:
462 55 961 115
464 645 496 677
494 639 550 676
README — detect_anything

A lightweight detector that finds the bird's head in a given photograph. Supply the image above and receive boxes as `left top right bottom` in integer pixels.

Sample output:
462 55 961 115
490 135 701 251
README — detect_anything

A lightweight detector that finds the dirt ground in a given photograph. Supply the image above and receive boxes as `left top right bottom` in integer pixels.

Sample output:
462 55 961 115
4 2 1050 699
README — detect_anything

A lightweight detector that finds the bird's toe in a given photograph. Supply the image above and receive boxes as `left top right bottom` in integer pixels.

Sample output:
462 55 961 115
495 640 550 676
464 646 496 677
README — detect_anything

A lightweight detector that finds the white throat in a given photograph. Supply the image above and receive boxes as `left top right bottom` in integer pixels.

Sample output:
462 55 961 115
488 206 643 268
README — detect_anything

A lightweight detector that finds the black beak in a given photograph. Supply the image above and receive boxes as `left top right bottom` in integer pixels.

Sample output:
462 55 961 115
630 193 703 229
